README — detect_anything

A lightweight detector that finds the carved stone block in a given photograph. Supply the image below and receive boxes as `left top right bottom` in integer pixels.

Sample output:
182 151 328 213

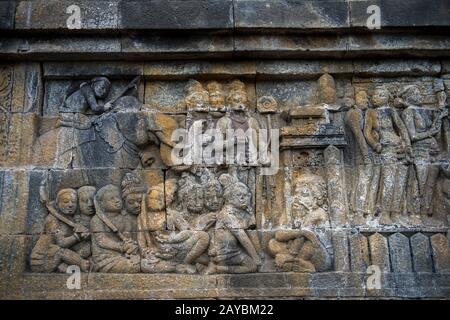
410 233 433 272
430 233 450 272
389 233 413 273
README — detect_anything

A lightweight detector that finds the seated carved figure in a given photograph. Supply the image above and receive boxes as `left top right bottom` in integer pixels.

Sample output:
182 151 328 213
205 174 261 274
144 174 210 274
268 230 331 273
71 186 97 259
90 185 140 273
30 188 91 273
292 172 330 228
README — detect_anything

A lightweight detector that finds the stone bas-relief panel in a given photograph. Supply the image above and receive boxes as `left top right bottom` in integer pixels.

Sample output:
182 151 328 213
0 61 448 289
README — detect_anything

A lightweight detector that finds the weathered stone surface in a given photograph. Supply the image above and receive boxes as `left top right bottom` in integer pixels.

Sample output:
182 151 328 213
350 0 450 28
120 0 233 30
411 233 433 273
430 234 450 272
0 0 15 30
15 0 120 30
368 233 390 272
389 233 413 273
1 0 450 301
349 233 370 272
235 0 349 30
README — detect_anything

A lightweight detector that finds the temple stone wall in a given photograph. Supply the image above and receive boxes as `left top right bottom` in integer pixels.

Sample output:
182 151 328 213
0 0 449 299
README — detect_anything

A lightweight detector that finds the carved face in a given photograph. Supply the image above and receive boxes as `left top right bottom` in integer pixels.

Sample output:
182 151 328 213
124 193 142 215
372 89 389 107
228 185 250 210
78 189 96 216
204 183 223 211
294 183 317 211
92 79 110 99
185 91 209 112
185 185 204 213
228 90 248 111
209 90 225 111
355 91 369 110
101 189 123 213
57 190 78 215
405 86 421 105
147 188 165 211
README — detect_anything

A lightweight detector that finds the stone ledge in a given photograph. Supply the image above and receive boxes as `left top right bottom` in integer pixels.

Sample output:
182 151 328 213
3 33 450 60
3 272 449 299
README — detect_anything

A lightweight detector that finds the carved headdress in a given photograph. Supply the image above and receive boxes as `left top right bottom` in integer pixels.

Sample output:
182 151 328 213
227 79 248 111
121 172 146 198
184 79 209 112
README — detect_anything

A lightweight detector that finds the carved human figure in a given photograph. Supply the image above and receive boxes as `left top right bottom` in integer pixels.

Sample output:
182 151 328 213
205 174 261 274
71 186 97 259
400 85 447 217
364 88 412 224
90 185 140 273
207 81 226 112
55 77 113 167
30 189 91 273
217 80 261 166
268 230 330 272
291 172 330 228
154 174 210 274
345 91 380 222
184 80 215 165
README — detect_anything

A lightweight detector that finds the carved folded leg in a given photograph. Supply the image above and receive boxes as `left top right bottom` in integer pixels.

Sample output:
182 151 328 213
57 248 90 272
214 254 257 274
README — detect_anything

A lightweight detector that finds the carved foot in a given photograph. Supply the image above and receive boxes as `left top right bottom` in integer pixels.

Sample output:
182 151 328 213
176 264 197 274
204 263 217 275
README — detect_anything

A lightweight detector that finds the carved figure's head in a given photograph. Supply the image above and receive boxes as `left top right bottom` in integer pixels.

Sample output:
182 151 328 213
95 185 122 213
371 87 390 108
355 91 369 110
185 79 209 112
401 85 421 106
147 183 165 211
318 73 337 105
227 80 248 111
78 186 96 216
177 173 204 213
56 188 78 215
91 77 111 99
121 172 146 215
219 174 251 210
207 81 225 112
201 169 223 212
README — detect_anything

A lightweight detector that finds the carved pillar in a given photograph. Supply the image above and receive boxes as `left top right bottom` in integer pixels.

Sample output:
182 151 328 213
324 145 350 271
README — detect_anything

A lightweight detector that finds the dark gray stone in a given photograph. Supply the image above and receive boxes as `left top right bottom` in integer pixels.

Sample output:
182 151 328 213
389 233 413 273
235 0 349 29
410 233 433 273
120 0 233 30
349 233 370 272
15 0 120 30
0 0 15 29
350 0 450 28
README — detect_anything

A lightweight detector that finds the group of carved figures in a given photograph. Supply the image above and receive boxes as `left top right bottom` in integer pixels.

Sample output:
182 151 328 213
343 83 449 225
29 73 450 274
31 169 330 274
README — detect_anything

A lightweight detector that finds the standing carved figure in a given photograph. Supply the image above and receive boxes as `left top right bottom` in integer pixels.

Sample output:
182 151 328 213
400 85 447 217
30 189 91 273
345 91 380 222
364 88 412 224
